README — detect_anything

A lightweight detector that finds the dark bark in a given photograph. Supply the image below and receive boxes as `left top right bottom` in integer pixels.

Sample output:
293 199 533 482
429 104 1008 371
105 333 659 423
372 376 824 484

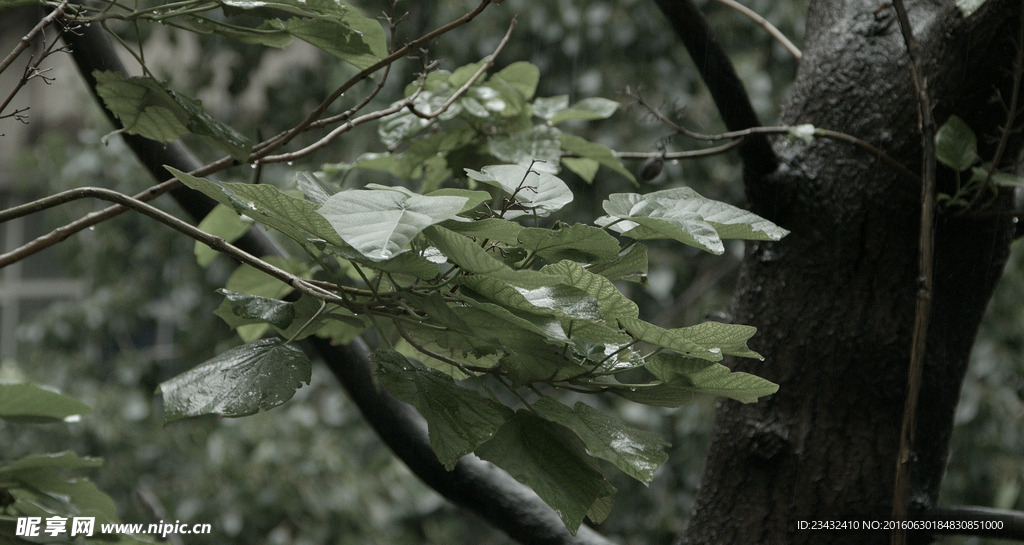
61 20 614 545
683 1 1024 544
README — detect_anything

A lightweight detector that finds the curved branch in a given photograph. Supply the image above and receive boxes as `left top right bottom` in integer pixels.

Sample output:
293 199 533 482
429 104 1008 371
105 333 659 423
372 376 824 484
713 0 800 60
59 13 614 545
653 0 778 182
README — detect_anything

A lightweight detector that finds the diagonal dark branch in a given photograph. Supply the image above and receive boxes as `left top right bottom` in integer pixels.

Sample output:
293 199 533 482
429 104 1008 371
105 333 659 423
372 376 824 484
59 17 614 545
652 0 778 183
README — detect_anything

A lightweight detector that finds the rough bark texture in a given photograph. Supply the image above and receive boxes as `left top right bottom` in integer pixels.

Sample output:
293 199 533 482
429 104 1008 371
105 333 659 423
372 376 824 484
684 1 1024 544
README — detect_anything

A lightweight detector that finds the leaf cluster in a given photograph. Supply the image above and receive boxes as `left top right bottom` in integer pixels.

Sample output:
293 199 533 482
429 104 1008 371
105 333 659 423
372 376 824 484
0 384 146 544
4 0 790 532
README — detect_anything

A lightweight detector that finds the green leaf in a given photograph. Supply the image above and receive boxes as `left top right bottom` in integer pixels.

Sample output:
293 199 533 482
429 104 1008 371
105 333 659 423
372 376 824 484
158 338 311 422
586 243 648 283
935 115 978 171
0 383 92 423
274 10 386 70
373 350 513 469
168 88 252 161
611 383 695 408
195 203 253 267
476 410 616 533
460 276 602 323
186 17 294 48
562 156 600 182
549 97 620 124
441 217 524 245
533 95 570 120
532 397 668 484
560 133 635 183
94 70 188 142
217 289 296 329
0 452 102 474
618 316 762 361
488 126 563 168
423 225 559 288
218 0 341 17
465 163 573 218
94 71 251 161
4 467 120 524
518 223 621 263
492 61 540 100
541 260 639 320
318 189 467 260
167 167 346 250
598 187 788 254
646 353 778 403
427 188 492 214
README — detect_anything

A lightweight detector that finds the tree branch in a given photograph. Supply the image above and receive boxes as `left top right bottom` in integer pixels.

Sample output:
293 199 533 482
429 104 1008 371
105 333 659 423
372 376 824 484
58 13 614 545
652 0 779 182
889 2 937 544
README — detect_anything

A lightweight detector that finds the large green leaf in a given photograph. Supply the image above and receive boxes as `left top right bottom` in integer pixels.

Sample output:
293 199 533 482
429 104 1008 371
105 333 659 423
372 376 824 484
618 316 762 361
94 71 251 161
465 164 573 218
0 452 102 474
476 410 617 533
646 353 778 403
373 350 513 469
491 61 541 100
488 126 563 168
460 275 602 322
585 243 649 283
168 168 346 250
3 467 121 524
440 217 524 246
598 187 788 254
423 225 559 288
532 397 668 484
549 97 619 124
611 383 695 408
185 17 294 48
273 9 386 70
158 338 311 422
518 223 621 263
541 260 639 321
0 383 92 423
318 189 467 260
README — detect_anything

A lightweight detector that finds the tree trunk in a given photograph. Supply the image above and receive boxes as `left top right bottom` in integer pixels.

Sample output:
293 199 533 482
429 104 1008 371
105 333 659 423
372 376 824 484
685 1 1024 543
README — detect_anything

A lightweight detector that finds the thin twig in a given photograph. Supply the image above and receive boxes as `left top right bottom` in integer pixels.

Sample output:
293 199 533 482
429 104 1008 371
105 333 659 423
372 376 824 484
889 1 937 544
0 186 346 306
0 0 69 74
265 17 517 165
0 3 71 121
6 3 499 266
607 138 746 161
259 0 498 156
633 92 921 184
713 0 801 59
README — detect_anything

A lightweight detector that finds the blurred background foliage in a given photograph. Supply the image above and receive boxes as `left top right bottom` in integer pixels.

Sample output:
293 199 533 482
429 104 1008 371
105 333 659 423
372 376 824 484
0 0 1019 544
